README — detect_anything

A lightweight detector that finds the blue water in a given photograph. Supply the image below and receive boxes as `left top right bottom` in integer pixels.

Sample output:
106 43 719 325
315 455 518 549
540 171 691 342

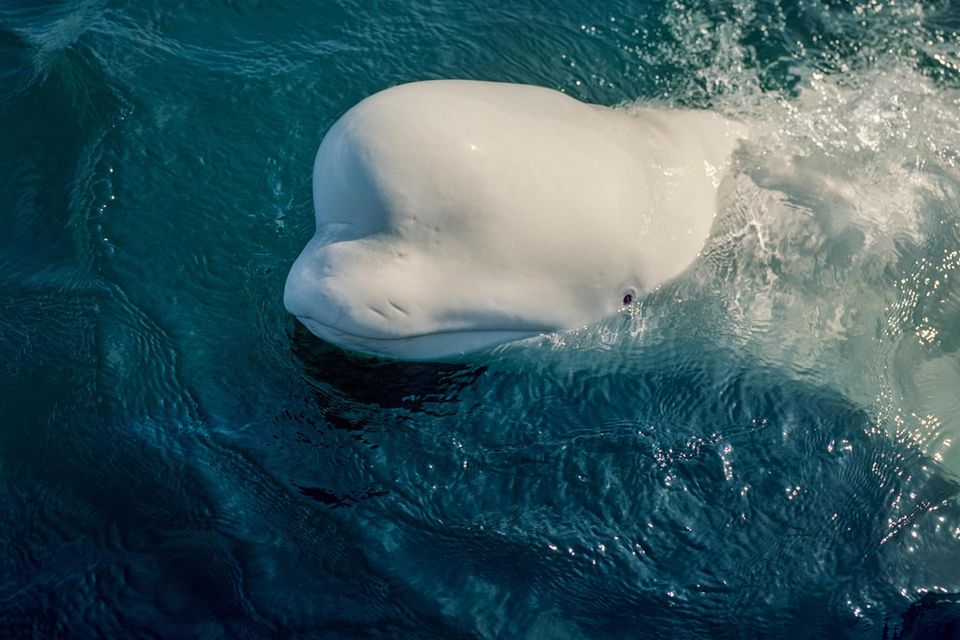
3 0 960 637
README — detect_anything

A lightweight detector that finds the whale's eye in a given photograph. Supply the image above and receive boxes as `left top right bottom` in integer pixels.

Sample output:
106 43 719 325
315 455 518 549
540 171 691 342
622 293 633 305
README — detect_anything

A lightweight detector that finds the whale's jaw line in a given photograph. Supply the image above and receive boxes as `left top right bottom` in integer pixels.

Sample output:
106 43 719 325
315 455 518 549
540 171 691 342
295 316 550 361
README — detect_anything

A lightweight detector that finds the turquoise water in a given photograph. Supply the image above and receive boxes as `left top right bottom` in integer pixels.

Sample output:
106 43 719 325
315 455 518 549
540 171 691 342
3 0 960 637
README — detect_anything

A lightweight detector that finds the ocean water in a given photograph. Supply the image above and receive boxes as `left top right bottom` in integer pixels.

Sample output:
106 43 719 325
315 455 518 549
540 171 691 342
2 0 960 637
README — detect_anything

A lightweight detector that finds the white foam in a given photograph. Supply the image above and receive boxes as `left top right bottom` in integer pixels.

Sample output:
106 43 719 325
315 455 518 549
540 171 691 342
610 3 960 477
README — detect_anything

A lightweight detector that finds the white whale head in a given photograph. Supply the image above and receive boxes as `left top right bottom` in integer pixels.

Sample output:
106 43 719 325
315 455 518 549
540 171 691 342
284 80 745 360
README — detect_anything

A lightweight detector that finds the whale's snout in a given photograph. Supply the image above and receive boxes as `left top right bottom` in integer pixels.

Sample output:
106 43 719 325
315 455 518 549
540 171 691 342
283 240 359 337
283 242 324 325
284 237 429 343
284 236 563 359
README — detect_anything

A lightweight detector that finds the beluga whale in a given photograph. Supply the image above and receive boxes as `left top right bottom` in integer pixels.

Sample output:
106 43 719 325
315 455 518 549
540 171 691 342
284 80 746 360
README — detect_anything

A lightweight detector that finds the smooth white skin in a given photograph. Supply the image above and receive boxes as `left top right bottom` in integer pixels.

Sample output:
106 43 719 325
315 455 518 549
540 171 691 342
284 80 746 360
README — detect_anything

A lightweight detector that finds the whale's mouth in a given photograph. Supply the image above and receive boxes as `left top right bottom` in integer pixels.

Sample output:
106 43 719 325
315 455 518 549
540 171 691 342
296 316 550 360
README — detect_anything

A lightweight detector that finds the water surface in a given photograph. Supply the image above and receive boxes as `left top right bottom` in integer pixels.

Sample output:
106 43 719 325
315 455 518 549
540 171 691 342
2 0 960 637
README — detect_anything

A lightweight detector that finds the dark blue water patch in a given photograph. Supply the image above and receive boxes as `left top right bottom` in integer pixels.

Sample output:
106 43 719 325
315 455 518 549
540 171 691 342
891 593 960 640
267 337 960 638
0 300 430 637
289 324 488 409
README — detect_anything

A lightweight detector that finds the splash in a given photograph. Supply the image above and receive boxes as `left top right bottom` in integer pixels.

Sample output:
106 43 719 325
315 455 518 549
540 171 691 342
540 0 960 478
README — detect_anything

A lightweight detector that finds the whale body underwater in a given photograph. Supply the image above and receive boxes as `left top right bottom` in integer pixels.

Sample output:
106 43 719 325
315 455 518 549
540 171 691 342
284 80 746 360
